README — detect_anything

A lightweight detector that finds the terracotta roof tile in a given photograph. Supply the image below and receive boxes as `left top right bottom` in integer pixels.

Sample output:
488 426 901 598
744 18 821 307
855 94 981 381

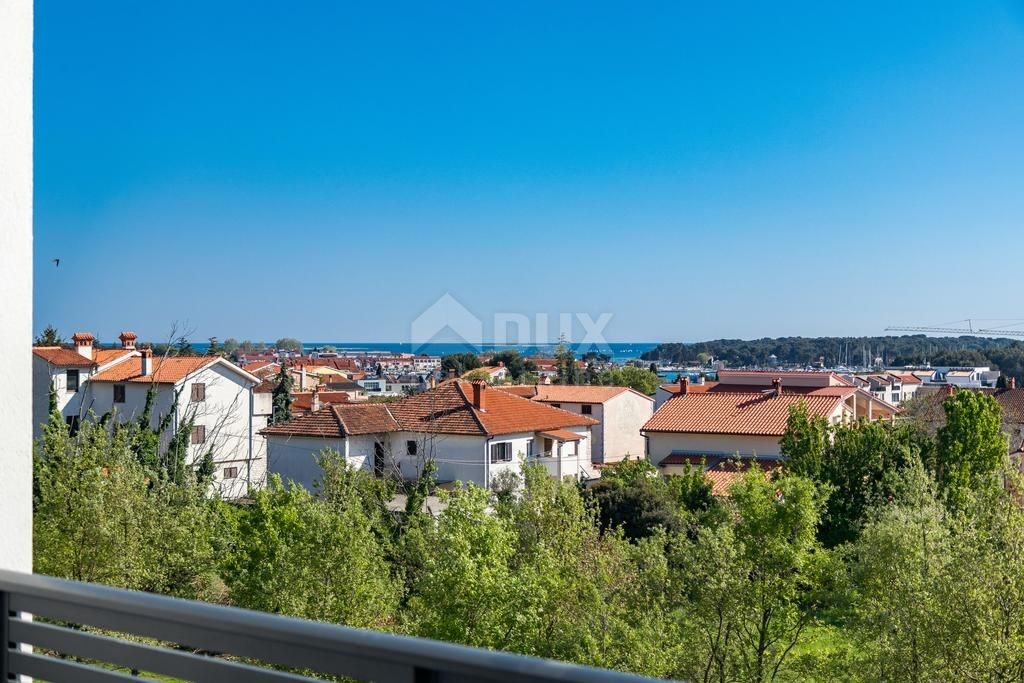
33 346 135 368
502 384 650 404
261 403 399 437
291 391 351 410
643 392 845 436
91 356 218 383
261 408 346 437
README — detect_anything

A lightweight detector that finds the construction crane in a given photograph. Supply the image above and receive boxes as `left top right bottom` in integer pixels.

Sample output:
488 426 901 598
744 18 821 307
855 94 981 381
886 319 1024 338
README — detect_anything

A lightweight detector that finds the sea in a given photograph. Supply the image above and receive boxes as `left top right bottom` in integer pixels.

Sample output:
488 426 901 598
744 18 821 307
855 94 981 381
197 341 660 365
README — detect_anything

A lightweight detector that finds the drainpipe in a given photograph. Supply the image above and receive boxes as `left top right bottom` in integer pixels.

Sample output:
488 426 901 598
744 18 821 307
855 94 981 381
247 386 254 491
484 436 493 487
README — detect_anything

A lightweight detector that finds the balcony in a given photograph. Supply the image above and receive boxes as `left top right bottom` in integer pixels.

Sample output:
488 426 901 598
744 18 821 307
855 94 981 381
0 569 659 682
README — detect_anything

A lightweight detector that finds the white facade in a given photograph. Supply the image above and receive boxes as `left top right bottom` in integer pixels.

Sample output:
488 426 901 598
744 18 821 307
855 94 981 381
535 391 653 464
35 353 262 499
266 426 593 492
0 0 33 572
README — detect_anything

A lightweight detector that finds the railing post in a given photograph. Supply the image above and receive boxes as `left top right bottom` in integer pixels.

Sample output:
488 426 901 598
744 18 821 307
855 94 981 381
1 591 11 680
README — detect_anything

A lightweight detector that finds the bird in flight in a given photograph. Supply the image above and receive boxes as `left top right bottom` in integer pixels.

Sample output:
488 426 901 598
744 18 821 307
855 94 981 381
52 258 59 267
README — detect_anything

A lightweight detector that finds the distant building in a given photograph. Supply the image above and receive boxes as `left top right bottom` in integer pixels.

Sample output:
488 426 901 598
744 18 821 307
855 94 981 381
34 331 263 498
497 384 653 465
642 371 899 494
262 379 597 489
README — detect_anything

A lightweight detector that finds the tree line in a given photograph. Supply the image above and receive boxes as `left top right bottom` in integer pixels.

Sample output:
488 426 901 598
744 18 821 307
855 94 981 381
32 388 1024 681
642 334 1024 379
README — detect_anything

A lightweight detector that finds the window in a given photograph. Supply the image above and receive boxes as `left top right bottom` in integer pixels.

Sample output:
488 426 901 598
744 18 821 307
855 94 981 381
489 441 512 463
191 425 206 444
222 466 239 479
65 415 80 435
191 382 206 402
525 438 534 457
113 384 126 403
406 440 418 456
66 369 79 392
581 404 592 415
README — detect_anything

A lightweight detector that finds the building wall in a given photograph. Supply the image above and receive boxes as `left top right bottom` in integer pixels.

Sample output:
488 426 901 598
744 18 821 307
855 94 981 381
654 386 676 411
646 432 784 465
0 0 33 572
266 435 348 491
601 392 654 463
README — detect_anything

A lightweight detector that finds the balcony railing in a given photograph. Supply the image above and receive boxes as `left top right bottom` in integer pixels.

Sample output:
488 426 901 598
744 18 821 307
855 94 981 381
0 569 662 682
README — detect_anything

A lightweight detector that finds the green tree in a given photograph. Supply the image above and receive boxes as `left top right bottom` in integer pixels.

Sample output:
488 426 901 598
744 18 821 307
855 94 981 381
554 338 580 385
34 324 64 346
486 350 536 381
222 338 240 356
440 352 481 377
223 472 398 630
597 366 661 394
935 389 1007 507
675 471 834 683
270 366 293 424
275 337 303 352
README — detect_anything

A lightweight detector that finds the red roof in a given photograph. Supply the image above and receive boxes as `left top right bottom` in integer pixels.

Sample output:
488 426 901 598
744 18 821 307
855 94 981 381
291 391 351 410
261 403 400 437
91 356 219 384
33 346 135 368
501 384 651 404
643 392 846 436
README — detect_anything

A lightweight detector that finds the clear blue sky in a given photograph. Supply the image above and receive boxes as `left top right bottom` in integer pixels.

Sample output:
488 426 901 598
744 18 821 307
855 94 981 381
34 1 1024 344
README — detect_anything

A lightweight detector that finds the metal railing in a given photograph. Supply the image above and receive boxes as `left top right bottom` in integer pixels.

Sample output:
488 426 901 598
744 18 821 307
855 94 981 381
0 569 663 682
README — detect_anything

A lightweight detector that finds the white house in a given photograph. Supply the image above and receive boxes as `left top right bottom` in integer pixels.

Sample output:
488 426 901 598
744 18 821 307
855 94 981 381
497 384 653 465
33 331 263 498
642 372 899 493
262 379 597 491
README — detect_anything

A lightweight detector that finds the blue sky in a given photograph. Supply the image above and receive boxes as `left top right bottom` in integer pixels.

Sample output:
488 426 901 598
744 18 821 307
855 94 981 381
34 1 1024 344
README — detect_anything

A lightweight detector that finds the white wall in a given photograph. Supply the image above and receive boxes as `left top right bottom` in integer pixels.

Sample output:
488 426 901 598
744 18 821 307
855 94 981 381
0 0 33 572
602 392 654 463
267 435 348 492
646 432 784 465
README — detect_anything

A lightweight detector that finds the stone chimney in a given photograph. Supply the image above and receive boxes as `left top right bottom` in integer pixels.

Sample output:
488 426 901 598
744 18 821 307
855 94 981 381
448 368 456 380
679 376 689 394
772 378 783 397
943 383 956 397
471 378 487 411
1009 377 1017 390
118 331 137 350
71 332 94 360
139 347 153 376
311 387 321 412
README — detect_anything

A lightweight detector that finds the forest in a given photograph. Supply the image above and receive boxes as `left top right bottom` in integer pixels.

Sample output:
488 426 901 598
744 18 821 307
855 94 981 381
32 389 1024 681
641 334 1024 379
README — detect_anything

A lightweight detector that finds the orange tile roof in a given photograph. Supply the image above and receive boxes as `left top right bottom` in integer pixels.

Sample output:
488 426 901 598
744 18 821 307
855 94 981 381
643 392 845 436
704 461 782 496
291 391 351 410
33 347 97 367
90 356 218 384
33 346 135 368
539 428 585 441
497 385 538 398
512 384 650 404
659 381 719 395
261 403 399 437
263 380 597 439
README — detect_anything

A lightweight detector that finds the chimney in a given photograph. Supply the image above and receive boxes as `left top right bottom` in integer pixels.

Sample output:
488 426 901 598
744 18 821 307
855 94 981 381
679 376 689 394
139 347 153 376
944 384 956 397
497 361 505 368
697 373 706 386
1009 377 1017 390
772 377 783 397
300 366 307 391
311 387 321 412
429 374 437 390
471 378 487 411
71 332 94 359
118 331 137 350
448 368 456 380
